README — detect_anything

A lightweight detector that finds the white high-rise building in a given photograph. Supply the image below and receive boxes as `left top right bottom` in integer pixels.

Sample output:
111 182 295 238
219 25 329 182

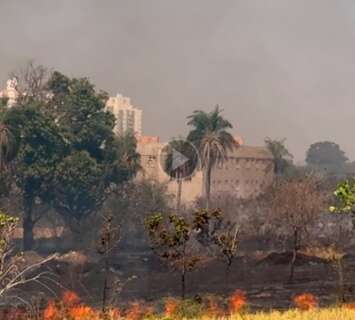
106 94 142 137
0 78 19 107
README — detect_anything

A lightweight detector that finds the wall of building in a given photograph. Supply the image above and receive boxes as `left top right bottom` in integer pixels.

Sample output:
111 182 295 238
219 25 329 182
137 142 275 205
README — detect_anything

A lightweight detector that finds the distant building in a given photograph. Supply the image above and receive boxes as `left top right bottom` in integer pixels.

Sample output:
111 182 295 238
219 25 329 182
137 139 275 204
137 135 160 144
0 78 19 107
106 94 142 137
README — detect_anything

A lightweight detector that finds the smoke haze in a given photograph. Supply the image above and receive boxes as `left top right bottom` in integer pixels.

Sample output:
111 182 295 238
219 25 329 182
1 0 355 161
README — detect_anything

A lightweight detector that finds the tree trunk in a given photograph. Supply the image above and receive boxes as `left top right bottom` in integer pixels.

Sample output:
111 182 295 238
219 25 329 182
289 228 298 283
177 178 182 214
23 197 34 251
181 241 186 300
225 261 232 288
205 164 212 210
336 258 345 303
181 270 186 300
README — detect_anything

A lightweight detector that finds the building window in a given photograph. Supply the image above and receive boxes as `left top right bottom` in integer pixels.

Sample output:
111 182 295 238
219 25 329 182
147 156 156 168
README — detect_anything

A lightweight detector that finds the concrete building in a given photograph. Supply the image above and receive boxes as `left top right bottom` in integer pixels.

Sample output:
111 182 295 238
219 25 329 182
0 78 19 107
106 94 142 137
137 140 275 204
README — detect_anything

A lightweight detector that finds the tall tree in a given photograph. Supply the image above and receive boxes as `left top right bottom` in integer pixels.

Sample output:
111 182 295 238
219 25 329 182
264 137 293 175
187 106 237 209
306 141 348 172
4 104 66 250
46 72 140 233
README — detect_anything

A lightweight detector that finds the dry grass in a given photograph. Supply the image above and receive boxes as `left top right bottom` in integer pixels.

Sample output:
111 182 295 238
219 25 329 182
39 307 355 319
6 290 355 319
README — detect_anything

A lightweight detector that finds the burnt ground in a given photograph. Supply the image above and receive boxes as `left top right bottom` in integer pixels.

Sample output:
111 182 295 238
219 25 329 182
22 249 355 311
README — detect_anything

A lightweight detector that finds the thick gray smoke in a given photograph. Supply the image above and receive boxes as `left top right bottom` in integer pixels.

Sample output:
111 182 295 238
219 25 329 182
1 0 355 161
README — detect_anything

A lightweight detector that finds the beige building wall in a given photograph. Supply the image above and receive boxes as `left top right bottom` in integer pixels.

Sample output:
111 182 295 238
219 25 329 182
211 146 274 199
137 142 275 205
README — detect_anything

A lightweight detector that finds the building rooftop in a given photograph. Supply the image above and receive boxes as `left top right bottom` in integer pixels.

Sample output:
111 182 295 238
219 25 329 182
229 145 274 160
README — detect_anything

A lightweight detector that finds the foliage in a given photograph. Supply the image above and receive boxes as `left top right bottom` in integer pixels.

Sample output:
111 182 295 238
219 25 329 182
52 151 104 229
306 141 348 172
330 178 355 215
213 222 240 269
145 209 222 298
187 106 237 208
3 103 66 249
47 72 115 162
4 104 66 201
0 212 18 253
45 72 139 232
264 137 293 175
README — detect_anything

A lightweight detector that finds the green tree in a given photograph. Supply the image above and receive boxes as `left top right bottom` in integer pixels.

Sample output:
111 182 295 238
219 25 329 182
46 72 140 233
264 137 293 175
306 141 348 172
330 178 355 216
145 209 222 299
187 106 237 209
4 104 66 250
52 151 104 233
47 73 115 162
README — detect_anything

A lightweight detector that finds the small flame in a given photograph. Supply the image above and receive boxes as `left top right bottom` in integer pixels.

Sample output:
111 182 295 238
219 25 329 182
43 301 58 320
229 290 247 314
68 305 96 319
125 302 142 320
293 293 318 310
344 303 355 310
63 290 80 306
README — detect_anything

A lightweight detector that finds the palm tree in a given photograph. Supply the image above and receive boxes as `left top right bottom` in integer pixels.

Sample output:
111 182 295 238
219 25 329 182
187 106 237 209
164 139 197 214
264 137 293 175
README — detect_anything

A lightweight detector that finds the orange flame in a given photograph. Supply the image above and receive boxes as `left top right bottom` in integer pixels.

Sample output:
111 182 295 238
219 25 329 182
68 305 96 320
293 293 318 310
164 297 179 317
229 290 247 314
109 307 121 319
344 303 355 310
43 301 58 320
125 302 142 320
63 290 80 306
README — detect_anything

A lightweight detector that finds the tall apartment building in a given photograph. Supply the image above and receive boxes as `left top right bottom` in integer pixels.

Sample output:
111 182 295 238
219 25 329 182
0 78 19 107
106 94 142 137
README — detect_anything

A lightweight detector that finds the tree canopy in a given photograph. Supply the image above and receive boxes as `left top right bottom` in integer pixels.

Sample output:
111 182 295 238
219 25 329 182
187 106 237 209
0 66 141 249
306 141 348 172
264 137 293 176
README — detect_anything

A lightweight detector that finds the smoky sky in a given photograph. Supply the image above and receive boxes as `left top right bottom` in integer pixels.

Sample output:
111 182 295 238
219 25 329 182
1 0 355 161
